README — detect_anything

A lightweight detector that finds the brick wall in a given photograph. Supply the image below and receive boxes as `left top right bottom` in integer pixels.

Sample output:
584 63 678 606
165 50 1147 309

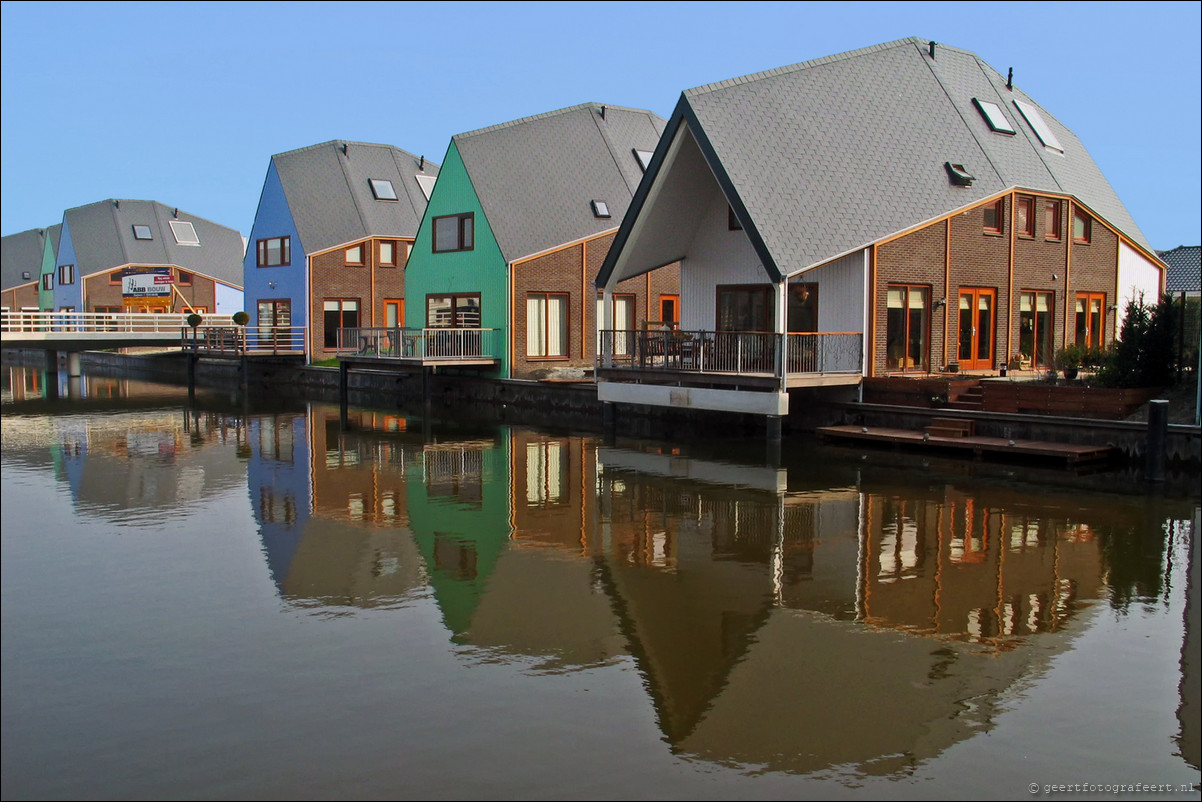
511 231 680 379
309 237 412 359
2 284 38 309
84 268 217 313
873 193 1121 376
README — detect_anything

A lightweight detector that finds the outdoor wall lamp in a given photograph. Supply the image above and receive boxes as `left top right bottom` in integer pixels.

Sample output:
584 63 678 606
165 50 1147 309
934 298 946 308
267 281 277 289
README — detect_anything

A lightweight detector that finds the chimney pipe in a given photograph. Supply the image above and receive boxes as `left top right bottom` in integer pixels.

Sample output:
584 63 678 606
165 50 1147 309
929 41 936 59
1007 67 1013 90
419 155 425 170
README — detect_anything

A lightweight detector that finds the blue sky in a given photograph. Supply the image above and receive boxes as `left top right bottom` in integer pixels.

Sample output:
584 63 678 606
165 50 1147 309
2 1 1199 249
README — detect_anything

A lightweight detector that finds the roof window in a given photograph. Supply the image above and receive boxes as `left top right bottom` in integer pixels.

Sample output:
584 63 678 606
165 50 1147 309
972 98 1015 134
633 149 654 172
591 200 611 218
415 174 436 201
945 162 975 187
370 179 398 201
1013 99 1063 152
132 224 153 240
169 220 200 245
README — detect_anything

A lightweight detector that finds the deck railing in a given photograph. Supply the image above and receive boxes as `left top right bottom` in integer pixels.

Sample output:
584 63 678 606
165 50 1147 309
337 327 502 361
182 325 306 355
597 330 863 376
2 311 235 333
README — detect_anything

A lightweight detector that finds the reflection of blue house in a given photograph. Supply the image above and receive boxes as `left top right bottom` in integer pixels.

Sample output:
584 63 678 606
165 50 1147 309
51 199 244 313
246 414 312 588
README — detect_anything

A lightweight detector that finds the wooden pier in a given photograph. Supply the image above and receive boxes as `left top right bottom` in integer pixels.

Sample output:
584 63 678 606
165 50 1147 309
816 417 1113 467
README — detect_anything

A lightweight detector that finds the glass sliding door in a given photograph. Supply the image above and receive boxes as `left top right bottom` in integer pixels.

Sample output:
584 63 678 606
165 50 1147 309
1018 291 1053 368
1074 293 1105 349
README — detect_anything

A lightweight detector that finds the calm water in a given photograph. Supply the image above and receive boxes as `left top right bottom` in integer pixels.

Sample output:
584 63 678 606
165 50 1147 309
2 369 1199 800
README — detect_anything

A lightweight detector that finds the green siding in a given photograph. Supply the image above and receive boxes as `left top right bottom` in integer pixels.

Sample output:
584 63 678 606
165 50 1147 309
38 233 56 310
405 141 510 376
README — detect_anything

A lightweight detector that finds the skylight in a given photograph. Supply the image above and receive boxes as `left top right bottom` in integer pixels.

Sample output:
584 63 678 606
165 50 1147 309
633 149 654 171
415 174 436 201
1013 99 1064 152
591 200 611 218
169 220 200 245
370 179 398 200
972 98 1015 134
132 224 153 240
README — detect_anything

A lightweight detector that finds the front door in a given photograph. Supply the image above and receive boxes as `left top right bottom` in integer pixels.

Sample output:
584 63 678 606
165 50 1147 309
957 288 996 370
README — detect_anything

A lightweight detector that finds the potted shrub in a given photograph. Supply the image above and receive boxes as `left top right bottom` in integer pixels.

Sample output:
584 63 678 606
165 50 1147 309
1054 345 1083 380
232 311 250 326
186 313 203 329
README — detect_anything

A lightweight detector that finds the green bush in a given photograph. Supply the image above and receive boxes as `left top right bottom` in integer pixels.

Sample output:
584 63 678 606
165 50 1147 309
1095 294 1178 388
232 311 250 326
186 313 203 328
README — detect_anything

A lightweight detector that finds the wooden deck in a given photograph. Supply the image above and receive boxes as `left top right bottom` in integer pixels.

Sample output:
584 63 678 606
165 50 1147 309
815 424 1113 466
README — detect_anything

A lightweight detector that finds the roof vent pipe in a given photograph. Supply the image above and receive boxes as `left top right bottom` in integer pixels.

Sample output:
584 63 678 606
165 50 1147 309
600 105 607 119
419 155 425 170
929 41 936 59
342 143 348 156
1007 68 1013 90
114 200 120 209
173 208 179 218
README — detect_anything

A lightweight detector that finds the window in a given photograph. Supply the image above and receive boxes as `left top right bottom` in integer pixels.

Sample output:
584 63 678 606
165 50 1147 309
1045 199 1062 241
1016 196 1035 238
415 174 436 200
58 264 74 285
345 244 364 265
716 285 771 331
596 294 635 356
983 199 1004 234
42 274 53 291
1075 293 1105 349
369 179 398 200
972 98 1016 134
323 299 360 349
633 149 654 171
1019 291 1054 368
591 200 611 218
379 240 398 267
1073 208 1092 243
109 270 122 285
427 294 480 327
527 293 569 358
659 295 679 327
257 236 290 267
787 283 818 333
132 224 153 240
433 213 474 253
886 285 929 372
1013 99 1063 152
178 270 193 286
169 220 200 245
257 299 291 328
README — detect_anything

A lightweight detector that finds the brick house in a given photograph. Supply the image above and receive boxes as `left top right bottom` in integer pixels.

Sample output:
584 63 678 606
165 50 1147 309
596 38 1165 417
9 201 242 315
403 103 679 380
243 140 438 360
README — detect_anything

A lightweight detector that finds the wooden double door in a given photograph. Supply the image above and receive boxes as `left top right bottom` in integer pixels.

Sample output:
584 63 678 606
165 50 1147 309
957 288 996 370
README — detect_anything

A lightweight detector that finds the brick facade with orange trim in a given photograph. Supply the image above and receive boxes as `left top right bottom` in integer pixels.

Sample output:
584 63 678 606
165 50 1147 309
511 231 680 379
2 284 39 310
309 237 412 359
82 268 218 313
872 192 1120 377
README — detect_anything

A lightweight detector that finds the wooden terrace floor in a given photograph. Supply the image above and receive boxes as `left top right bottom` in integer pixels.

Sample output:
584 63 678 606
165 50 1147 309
815 424 1113 466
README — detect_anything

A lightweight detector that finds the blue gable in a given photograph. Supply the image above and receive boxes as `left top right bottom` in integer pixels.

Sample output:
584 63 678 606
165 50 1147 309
53 219 83 311
243 160 307 328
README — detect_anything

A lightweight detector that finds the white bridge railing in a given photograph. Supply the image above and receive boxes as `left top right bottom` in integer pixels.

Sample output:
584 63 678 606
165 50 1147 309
2 311 235 333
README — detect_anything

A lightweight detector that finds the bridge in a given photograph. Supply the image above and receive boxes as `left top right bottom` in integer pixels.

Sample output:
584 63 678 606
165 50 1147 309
1 311 237 350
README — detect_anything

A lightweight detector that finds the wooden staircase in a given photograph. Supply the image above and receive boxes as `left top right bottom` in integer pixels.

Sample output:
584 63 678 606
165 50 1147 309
924 417 976 438
946 382 984 410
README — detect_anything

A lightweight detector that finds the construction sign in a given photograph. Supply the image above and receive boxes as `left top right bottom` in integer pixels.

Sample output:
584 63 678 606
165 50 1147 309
122 267 173 309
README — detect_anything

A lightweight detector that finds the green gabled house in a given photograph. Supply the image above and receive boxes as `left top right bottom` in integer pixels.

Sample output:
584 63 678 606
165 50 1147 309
404 103 677 380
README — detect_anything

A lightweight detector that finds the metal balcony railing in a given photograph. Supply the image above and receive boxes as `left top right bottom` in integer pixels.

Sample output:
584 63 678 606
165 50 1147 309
337 327 502 361
597 330 863 376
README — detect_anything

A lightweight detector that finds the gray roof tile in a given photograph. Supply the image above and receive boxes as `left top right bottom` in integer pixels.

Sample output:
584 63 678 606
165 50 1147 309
272 140 438 255
678 37 1153 275
452 103 665 262
1158 245 1201 292
1 225 54 290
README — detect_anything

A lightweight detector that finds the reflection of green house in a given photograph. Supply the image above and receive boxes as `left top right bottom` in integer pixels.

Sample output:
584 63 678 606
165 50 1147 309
405 434 513 636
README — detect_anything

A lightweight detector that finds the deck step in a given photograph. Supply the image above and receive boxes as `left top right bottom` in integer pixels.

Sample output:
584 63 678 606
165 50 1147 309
928 417 975 435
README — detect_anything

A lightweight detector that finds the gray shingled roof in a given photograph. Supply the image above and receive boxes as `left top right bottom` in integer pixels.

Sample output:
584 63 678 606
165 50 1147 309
452 103 666 263
602 37 1153 286
1 225 53 290
272 140 438 255
61 200 244 286
1158 245 1201 292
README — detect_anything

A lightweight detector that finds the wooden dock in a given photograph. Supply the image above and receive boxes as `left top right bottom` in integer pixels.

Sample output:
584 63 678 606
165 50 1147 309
815 422 1113 467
